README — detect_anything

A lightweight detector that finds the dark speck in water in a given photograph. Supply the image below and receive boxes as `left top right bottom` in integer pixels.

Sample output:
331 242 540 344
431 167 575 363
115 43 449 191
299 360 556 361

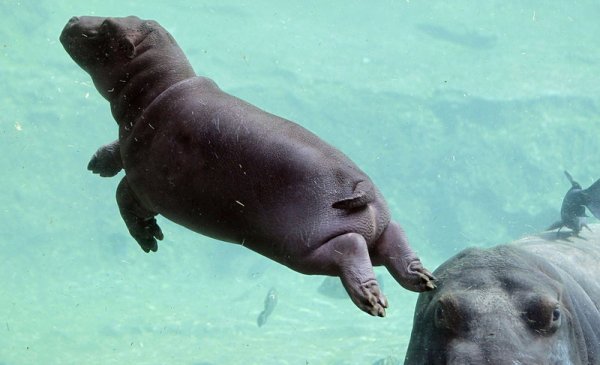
417 23 497 49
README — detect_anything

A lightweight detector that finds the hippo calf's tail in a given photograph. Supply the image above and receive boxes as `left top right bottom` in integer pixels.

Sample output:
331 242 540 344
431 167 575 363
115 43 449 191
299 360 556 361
332 180 376 210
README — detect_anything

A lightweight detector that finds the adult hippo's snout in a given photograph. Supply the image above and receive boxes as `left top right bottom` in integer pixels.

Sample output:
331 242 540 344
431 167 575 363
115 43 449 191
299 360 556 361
441 315 565 365
443 339 558 365
404 228 600 365
413 289 567 365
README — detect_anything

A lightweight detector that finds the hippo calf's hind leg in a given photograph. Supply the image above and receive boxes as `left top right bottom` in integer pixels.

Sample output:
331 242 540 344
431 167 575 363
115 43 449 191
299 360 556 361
116 178 164 252
372 221 436 292
300 232 388 316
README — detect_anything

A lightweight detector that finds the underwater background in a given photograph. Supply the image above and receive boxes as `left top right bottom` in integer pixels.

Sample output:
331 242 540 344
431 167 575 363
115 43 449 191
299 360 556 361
1 1 599 364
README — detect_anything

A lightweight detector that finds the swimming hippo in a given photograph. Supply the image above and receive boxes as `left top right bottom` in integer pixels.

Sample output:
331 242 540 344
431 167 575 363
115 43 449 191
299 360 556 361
404 225 600 364
59 15 435 317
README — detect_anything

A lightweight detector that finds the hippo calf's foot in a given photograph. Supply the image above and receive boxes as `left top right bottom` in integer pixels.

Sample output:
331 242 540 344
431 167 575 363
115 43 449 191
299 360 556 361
330 233 388 317
87 139 122 177
355 279 387 317
127 216 164 253
372 222 436 292
406 260 436 290
300 232 388 316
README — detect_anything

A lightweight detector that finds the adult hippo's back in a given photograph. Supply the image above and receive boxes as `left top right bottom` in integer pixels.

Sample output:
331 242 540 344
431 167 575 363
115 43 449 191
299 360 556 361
59 16 435 317
405 226 600 364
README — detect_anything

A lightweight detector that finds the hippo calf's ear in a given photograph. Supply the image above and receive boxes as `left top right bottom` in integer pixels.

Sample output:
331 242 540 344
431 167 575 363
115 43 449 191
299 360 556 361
102 18 137 59
119 37 136 59
522 294 562 334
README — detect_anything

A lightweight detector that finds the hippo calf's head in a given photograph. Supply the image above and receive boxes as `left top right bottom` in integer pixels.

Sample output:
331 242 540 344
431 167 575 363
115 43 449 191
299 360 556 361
59 16 187 100
60 16 155 100
61 17 134 64
60 15 195 119
404 246 574 365
59 16 161 73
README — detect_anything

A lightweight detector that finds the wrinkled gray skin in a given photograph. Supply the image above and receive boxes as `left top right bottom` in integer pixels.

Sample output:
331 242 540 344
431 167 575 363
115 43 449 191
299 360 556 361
405 226 600 365
59 16 435 317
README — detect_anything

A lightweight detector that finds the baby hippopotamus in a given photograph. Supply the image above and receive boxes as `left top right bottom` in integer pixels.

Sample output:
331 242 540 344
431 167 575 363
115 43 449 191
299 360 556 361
59 15 435 317
404 226 600 364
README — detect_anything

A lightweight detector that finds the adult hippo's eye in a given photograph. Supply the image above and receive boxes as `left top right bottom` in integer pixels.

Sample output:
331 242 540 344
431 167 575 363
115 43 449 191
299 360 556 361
552 308 561 322
522 294 561 334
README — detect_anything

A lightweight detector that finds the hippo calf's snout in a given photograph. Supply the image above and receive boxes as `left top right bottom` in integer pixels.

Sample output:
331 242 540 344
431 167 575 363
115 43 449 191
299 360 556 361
59 17 77 44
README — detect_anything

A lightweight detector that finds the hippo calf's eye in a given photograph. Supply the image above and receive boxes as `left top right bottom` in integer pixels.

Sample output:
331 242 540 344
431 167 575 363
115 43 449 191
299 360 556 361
81 30 99 39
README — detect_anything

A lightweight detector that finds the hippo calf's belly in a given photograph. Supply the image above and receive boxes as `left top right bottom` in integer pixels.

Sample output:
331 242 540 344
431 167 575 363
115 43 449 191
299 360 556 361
404 225 600 365
122 77 386 251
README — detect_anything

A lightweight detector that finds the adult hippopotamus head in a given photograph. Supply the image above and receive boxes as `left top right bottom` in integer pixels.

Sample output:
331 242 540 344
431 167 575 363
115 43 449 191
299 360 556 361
404 228 600 365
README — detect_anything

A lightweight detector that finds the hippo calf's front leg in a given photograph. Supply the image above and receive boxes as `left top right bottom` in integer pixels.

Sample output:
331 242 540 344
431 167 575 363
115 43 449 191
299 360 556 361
88 139 122 177
116 178 164 252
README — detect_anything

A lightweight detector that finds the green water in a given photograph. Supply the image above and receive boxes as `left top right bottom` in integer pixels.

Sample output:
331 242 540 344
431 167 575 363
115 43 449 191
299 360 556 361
1 1 599 364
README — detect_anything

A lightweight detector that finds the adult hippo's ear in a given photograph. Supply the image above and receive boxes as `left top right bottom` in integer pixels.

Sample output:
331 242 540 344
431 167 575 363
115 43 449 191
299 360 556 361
521 293 562 334
433 293 470 334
